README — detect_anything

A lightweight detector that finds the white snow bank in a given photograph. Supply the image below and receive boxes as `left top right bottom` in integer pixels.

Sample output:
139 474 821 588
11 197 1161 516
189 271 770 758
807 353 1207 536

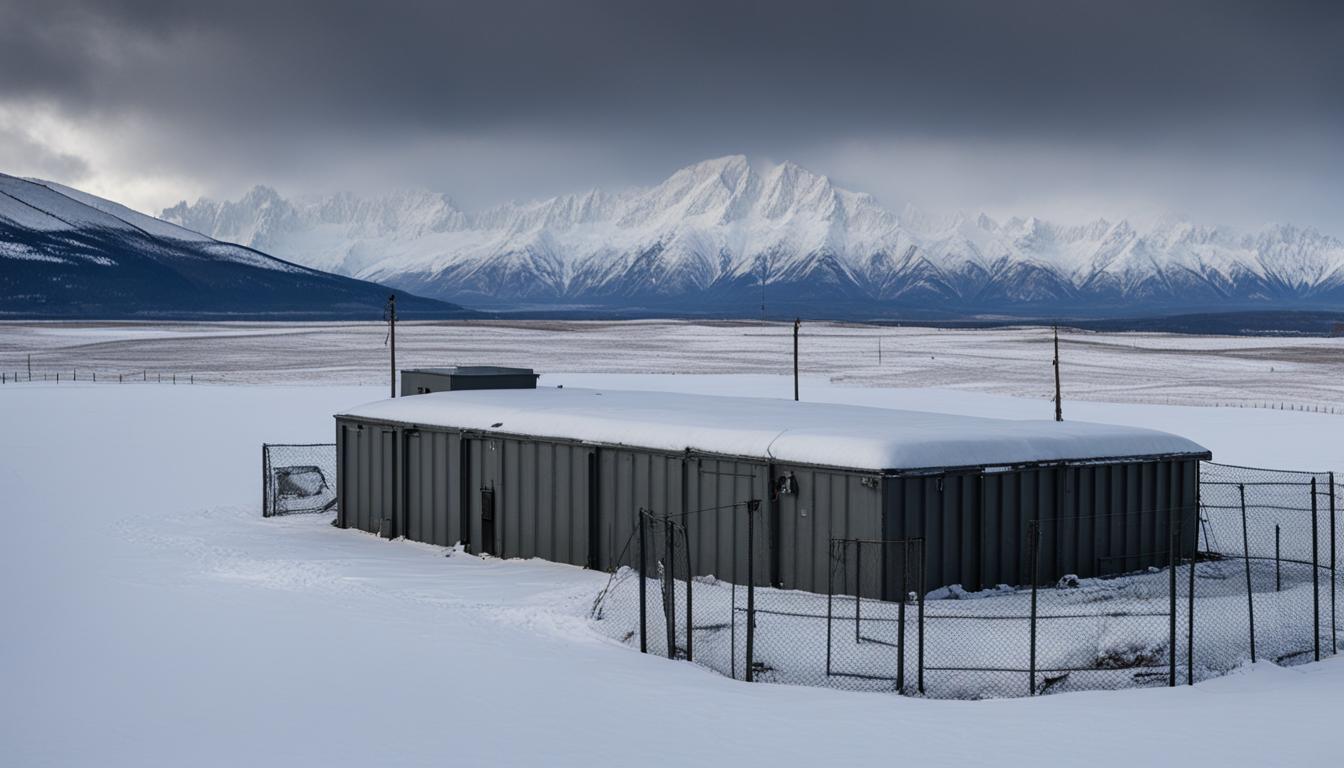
340 387 1208 470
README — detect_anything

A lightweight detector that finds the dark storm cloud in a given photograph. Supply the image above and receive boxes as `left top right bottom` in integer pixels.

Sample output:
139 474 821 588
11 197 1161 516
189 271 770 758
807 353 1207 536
1 0 1341 223
5 0 1341 140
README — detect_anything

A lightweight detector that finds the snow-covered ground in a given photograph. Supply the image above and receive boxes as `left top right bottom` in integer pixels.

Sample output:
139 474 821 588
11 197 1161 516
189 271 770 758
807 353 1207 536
4 320 1344 413
0 377 1339 765
1 334 1342 765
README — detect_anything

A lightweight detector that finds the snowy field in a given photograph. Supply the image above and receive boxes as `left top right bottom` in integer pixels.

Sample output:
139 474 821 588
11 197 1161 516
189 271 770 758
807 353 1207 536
2 322 1343 765
4 319 1344 412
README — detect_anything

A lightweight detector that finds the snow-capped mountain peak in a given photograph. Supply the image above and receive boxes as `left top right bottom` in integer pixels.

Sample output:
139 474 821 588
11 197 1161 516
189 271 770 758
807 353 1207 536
160 157 1344 314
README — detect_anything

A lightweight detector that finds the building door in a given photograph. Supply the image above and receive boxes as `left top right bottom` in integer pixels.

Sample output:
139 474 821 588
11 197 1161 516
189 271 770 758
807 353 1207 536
480 487 496 555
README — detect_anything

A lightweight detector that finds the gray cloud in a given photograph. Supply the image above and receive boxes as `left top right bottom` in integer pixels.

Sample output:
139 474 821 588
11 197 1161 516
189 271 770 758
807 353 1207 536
0 122 89 180
1 0 1341 228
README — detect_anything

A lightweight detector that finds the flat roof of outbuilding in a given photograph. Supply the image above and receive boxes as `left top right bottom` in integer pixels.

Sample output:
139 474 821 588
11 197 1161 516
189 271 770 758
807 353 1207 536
405 366 537 376
339 387 1209 472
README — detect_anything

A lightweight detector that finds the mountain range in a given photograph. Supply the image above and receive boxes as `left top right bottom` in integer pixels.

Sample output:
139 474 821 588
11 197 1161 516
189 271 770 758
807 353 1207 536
0 174 473 319
162 155 1344 318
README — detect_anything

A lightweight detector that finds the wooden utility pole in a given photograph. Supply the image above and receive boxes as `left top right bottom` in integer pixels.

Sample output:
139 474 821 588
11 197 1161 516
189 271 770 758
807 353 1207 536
760 263 766 321
387 294 398 398
793 318 801 401
1053 325 1063 422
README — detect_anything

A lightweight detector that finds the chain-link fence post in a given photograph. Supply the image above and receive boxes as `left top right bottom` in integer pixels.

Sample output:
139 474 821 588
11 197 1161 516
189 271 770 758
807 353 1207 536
683 521 693 663
1331 472 1337 655
262 443 271 518
745 499 758 682
730 575 738 680
1275 524 1282 592
1027 519 1039 696
897 540 907 694
1311 477 1320 662
1240 483 1256 663
1169 520 1179 687
1188 506 1197 686
826 540 835 677
639 508 648 654
664 515 676 660
917 537 925 695
854 540 863 644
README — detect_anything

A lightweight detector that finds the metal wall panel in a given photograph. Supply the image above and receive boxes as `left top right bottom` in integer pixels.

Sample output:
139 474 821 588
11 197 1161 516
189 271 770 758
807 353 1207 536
404 429 463 547
596 448 684 571
681 457 768 584
335 422 349 528
774 465 883 595
457 436 592 567
884 459 1200 591
468 436 504 555
336 417 1201 596
335 419 397 536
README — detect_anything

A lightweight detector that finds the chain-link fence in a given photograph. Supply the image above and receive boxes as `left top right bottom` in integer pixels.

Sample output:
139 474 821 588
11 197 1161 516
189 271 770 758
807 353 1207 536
918 513 1188 699
589 461 1341 700
591 504 756 679
261 443 337 517
822 538 924 694
1194 462 1338 674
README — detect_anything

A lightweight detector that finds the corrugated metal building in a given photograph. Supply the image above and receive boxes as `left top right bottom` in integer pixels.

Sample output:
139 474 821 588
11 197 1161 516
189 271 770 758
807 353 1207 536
334 387 1209 592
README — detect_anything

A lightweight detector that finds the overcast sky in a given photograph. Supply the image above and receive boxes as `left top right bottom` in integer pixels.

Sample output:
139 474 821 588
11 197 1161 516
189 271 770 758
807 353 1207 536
2 0 1341 230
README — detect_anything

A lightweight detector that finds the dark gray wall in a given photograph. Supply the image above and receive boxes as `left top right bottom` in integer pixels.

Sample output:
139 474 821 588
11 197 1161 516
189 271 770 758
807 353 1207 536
489 437 591 566
773 463 884 595
401 369 538 396
682 457 767 585
336 416 1201 596
402 429 465 547
336 421 397 535
883 459 1200 591
595 448 685 571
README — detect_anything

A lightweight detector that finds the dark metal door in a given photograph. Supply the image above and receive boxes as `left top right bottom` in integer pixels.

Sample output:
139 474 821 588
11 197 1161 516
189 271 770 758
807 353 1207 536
480 487 496 555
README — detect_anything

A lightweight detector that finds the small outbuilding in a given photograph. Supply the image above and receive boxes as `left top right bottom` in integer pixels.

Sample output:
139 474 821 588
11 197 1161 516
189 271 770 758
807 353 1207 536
400 366 538 396
335 387 1209 592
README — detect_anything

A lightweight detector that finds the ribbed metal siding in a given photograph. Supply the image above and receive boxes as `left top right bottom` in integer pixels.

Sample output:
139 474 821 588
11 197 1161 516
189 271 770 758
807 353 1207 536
336 417 1200 595
596 448 684 571
403 429 463 547
335 422 348 528
335 419 396 535
681 457 767 584
884 458 1200 591
774 465 883 594
469 436 503 555
487 438 590 567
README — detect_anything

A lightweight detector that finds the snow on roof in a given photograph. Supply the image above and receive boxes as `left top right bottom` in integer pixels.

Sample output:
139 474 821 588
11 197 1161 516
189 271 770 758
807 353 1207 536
339 387 1208 472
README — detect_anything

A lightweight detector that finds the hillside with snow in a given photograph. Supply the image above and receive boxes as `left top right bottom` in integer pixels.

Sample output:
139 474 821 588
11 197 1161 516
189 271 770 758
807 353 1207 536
164 156 1344 316
0 174 474 319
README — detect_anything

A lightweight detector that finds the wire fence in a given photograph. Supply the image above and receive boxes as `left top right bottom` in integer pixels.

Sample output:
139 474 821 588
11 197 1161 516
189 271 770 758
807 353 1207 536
261 443 337 518
0 369 206 384
590 461 1341 699
1195 462 1336 671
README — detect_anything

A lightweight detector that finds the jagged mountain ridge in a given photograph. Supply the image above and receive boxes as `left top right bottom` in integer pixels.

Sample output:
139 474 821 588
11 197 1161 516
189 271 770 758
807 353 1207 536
163 156 1344 314
0 174 474 319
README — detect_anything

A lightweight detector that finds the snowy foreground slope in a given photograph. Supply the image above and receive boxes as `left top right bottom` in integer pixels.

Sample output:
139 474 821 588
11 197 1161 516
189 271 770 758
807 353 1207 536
1 379 1340 766
163 156 1344 314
